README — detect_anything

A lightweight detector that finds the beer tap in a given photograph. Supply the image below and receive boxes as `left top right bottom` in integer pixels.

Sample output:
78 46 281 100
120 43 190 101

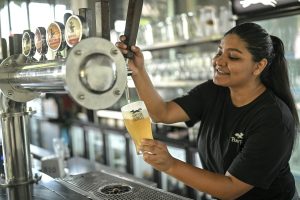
122 0 144 103
22 30 37 63
46 22 66 59
34 27 48 62
123 0 143 60
65 14 89 47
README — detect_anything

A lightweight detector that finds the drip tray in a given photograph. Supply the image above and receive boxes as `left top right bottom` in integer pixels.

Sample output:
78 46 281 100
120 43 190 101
58 171 191 200
99 184 132 195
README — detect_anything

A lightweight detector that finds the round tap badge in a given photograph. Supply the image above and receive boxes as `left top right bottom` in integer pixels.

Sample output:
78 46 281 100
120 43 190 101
22 31 36 57
35 27 48 55
65 15 84 47
47 22 65 51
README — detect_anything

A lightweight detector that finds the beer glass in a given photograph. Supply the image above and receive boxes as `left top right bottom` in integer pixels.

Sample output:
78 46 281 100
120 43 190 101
121 101 153 155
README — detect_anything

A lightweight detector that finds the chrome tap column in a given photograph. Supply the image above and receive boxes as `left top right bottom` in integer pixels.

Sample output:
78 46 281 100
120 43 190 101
0 99 33 186
0 37 127 187
0 37 127 109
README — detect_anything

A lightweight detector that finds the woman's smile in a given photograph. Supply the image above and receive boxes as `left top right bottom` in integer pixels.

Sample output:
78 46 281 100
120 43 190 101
215 67 230 76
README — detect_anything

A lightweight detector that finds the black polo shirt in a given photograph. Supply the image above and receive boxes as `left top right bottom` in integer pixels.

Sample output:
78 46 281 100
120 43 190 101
174 80 295 200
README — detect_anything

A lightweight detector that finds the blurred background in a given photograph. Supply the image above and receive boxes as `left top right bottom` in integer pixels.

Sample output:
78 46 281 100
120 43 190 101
0 0 300 199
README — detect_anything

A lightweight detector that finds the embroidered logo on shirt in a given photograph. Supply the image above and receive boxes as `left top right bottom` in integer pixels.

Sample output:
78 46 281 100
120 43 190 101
231 132 244 145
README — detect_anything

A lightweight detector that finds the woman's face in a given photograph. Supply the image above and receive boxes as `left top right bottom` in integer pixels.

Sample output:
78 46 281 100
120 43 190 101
212 33 261 89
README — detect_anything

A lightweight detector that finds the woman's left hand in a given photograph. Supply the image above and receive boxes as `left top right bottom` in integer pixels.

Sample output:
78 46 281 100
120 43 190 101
140 139 176 172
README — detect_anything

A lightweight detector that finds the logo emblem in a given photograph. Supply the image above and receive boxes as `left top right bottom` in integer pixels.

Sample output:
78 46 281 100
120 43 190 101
231 132 244 145
240 0 277 8
130 108 143 120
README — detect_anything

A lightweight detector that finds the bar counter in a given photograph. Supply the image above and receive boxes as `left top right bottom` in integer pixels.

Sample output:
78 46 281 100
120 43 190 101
0 145 192 200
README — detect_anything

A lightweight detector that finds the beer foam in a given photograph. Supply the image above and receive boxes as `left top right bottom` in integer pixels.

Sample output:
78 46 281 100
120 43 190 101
122 109 149 120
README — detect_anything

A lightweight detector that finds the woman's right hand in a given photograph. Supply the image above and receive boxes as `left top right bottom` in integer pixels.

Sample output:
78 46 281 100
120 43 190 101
115 35 145 76
140 139 176 172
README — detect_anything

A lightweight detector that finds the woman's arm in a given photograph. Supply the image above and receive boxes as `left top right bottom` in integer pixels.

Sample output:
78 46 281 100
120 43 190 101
167 158 253 200
116 37 189 123
141 139 253 200
130 57 187 124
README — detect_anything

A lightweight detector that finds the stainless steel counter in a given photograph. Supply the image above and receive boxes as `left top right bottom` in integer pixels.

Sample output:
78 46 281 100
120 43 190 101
0 157 192 200
0 171 93 200
66 157 157 188
58 170 192 200
31 155 157 188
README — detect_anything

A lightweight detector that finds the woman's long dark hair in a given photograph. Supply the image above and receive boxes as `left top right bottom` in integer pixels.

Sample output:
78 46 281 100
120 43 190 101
225 22 299 145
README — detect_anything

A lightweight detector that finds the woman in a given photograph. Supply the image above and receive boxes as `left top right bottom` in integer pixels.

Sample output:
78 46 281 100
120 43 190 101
116 22 299 200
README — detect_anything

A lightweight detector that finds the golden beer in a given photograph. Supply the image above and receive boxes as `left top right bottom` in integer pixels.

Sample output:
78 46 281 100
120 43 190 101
121 101 153 154
124 117 153 154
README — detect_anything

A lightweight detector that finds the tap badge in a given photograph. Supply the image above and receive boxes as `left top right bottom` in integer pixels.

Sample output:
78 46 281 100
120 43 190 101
130 108 143 120
239 0 278 8
69 21 75 33
65 15 82 47
22 35 31 55
50 28 55 38
47 23 62 50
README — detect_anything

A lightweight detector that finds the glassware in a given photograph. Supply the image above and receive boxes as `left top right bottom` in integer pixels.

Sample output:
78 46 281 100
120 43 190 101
198 6 219 36
219 6 234 34
53 138 65 159
180 13 190 40
172 15 185 41
152 20 168 43
121 101 153 155
165 16 176 41
187 12 203 38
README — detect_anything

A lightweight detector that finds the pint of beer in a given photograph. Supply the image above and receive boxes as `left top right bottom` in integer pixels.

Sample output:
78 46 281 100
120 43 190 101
121 101 153 155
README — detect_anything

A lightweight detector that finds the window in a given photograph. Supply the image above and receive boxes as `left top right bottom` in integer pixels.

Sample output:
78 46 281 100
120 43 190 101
0 4 10 39
29 2 54 30
9 1 29 34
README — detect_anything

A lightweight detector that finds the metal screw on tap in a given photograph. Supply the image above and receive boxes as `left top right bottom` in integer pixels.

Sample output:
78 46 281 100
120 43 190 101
7 90 13 96
110 48 119 55
75 50 82 56
78 94 85 100
113 89 121 96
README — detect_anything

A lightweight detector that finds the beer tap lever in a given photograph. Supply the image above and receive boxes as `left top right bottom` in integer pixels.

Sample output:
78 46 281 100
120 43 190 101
123 0 143 60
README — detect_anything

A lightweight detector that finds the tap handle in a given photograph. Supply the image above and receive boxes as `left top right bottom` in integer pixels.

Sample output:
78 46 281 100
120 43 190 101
123 0 143 59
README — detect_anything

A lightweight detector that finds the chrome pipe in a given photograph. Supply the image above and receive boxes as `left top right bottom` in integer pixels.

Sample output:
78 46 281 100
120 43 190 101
0 59 66 93
7 184 32 200
0 100 33 186
0 38 127 110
